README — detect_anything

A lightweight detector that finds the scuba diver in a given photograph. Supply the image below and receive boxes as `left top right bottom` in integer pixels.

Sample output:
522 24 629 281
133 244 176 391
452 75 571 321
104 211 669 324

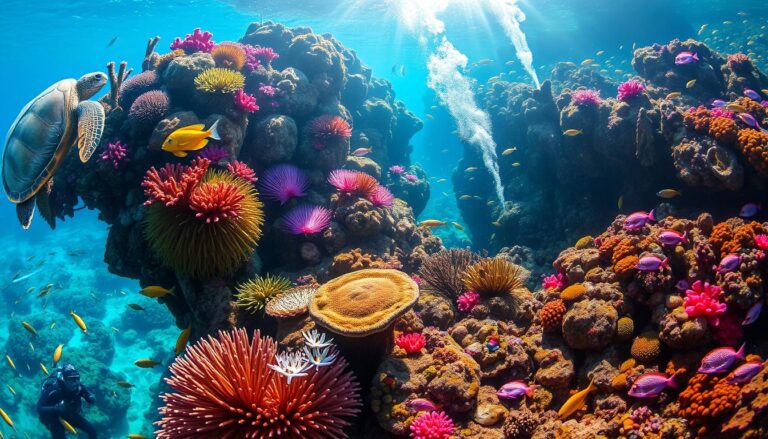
37 364 98 439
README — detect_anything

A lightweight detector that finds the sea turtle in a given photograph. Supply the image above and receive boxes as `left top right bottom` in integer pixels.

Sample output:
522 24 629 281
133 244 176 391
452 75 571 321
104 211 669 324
2 72 107 229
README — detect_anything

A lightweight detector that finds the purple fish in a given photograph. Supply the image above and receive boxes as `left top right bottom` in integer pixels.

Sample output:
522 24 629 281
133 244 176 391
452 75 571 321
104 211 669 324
740 202 760 218
743 300 763 326
406 398 438 412
744 89 762 101
497 381 537 400
659 230 687 246
717 254 741 273
699 343 746 374
624 210 656 231
675 279 690 291
727 361 763 384
738 113 761 129
711 99 727 108
628 372 677 398
636 255 669 272
675 51 699 65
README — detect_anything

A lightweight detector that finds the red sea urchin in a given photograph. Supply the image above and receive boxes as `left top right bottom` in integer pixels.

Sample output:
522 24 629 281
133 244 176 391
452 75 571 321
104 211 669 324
156 328 361 439
309 115 352 150
327 169 378 197
260 164 309 204
280 204 332 235
409 411 455 439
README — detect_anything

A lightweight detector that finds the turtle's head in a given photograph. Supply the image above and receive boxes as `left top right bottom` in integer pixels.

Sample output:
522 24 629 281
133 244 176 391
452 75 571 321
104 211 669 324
77 72 108 100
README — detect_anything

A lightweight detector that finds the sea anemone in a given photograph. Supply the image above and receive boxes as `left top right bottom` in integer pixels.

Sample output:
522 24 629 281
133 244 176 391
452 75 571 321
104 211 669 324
389 165 406 174
196 145 229 164
462 257 528 296
259 164 309 204
226 160 257 183
418 249 480 298
236 274 293 313
128 90 169 135
309 115 352 150
395 332 426 354
367 185 395 207
755 234 768 250
169 28 215 53
156 328 361 439
404 173 419 183
327 169 378 197
456 291 480 312
265 286 317 318
211 43 247 70
234 89 259 113
617 79 645 101
280 204 332 235
118 70 159 109
99 140 129 170
194 67 245 94
684 280 727 326
142 159 264 278
409 411 454 439
571 89 602 106
541 273 564 290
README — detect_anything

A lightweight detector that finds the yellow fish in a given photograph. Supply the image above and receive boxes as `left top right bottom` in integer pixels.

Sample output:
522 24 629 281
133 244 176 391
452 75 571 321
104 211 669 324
139 285 175 298
117 381 136 388
127 435 149 439
161 120 221 158
501 147 516 155
128 304 145 311
40 363 49 376
452 222 464 231
134 359 161 368
419 220 447 228
53 344 63 365
558 380 596 419
666 92 681 99
563 129 582 136
21 321 37 336
61 419 77 435
686 79 697 88
70 311 87 333
657 188 681 198
0 407 14 430
6 355 16 371
6 385 15 396
465 167 478 172
175 325 192 356
761 89 768 95
726 103 747 113
511 162 521 167
617 195 623 209
459 195 472 201
581 59 594 66
50 322 56 330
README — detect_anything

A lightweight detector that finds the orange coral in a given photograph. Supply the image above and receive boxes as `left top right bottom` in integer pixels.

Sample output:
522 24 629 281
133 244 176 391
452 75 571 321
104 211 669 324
211 43 247 70
598 234 623 261
709 222 734 255
539 299 566 332
734 97 768 123
684 106 711 133
720 221 764 257
155 49 185 71
612 238 640 265
738 128 768 177
613 255 638 279
678 373 741 435
630 331 661 363
331 248 390 276
722 361 768 434
560 284 587 301
708 117 738 145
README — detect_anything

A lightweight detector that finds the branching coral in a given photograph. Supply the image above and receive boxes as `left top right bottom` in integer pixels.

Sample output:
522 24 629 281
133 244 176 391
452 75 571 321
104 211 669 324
233 89 258 113
226 160 257 183
99 140 129 170
236 274 293 313
169 28 215 53
571 89 602 106
194 67 245 94
462 258 528 296
418 249 480 298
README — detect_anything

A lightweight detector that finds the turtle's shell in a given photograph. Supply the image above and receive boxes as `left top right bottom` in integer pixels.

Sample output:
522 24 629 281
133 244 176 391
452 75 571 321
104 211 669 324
2 79 79 203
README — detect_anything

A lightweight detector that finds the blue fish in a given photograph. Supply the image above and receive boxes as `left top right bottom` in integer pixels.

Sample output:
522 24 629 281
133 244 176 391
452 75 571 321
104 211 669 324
711 99 727 108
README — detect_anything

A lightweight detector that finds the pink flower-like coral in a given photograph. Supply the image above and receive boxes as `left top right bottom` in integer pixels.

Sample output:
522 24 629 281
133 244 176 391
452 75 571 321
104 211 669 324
456 291 480 312
170 28 215 53
253 47 279 64
404 174 418 183
395 333 426 354
617 80 645 101
410 411 454 439
572 89 602 106
280 204 332 235
99 140 129 169
260 164 308 204
233 89 258 113
755 234 768 250
389 165 405 174
541 273 564 291
684 280 727 326
367 185 394 208
258 84 278 97
711 107 734 119
327 169 378 197
226 160 257 183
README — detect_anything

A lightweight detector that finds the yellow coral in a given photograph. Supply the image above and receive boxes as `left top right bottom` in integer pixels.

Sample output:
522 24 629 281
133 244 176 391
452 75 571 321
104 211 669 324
631 331 661 363
194 67 245 94
616 316 634 340
575 235 594 249
236 274 292 313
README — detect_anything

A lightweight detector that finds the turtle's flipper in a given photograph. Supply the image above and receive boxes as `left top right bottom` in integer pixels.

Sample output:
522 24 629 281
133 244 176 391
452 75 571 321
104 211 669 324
36 183 56 230
76 100 105 162
16 198 35 230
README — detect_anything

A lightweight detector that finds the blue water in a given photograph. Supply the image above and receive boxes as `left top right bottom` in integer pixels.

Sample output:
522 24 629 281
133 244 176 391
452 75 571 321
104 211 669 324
1 0 766 436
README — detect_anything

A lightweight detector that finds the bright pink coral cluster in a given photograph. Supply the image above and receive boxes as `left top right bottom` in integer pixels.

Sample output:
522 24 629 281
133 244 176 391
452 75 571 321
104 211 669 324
396 333 426 354
542 273 564 290
99 140 129 169
457 291 480 312
234 89 258 113
170 28 215 53
253 46 279 64
754 234 768 250
410 411 454 439
142 157 210 207
684 280 727 326
389 165 405 174
617 80 645 101
226 160 257 183
571 89 601 106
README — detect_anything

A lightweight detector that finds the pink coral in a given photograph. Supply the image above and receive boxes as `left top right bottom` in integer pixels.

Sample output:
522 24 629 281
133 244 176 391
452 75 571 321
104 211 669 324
404 174 418 183
226 161 257 183
142 158 210 207
396 333 426 354
197 146 229 163
367 185 394 207
754 234 768 250
259 84 278 97
389 165 405 174
684 280 727 326
280 204 332 235
542 273 564 291
456 291 480 312
99 140 129 169
410 411 454 439
253 47 279 64
711 107 734 119
170 28 215 53
233 89 258 113
327 169 378 197
260 164 308 204
617 80 645 101
572 89 602 106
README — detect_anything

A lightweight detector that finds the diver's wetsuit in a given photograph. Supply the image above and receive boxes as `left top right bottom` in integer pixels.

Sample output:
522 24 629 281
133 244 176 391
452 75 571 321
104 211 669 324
37 365 97 439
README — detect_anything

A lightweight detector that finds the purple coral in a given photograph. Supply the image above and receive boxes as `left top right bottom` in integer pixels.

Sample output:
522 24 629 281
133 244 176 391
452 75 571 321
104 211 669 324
617 80 645 101
253 47 279 65
280 204 332 235
197 146 230 164
259 164 309 204
128 90 169 134
234 89 259 113
99 140 129 169
170 28 215 53
404 174 418 183
389 165 405 174
572 89 602 106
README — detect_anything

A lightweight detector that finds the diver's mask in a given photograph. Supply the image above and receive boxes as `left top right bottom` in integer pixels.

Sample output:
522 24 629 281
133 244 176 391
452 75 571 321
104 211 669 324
59 365 81 392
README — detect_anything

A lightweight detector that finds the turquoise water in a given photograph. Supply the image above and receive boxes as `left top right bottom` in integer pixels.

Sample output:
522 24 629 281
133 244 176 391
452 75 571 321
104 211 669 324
1 0 767 436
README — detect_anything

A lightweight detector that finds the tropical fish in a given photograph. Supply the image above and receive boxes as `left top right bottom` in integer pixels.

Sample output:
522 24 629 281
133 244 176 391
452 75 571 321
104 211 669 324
744 89 762 100
61 419 77 435
70 311 87 333
459 195 472 201
511 162 521 167
128 304 145 311
465 167 478 172
21 322 37 336
477 59 493 65
107 36 118 47
617 195 623 209
698 24 708 35
0 408 14 430
563 129 582 136
624 210 655 230
161 120 221 158
405 398 438 412
6 355 16 371
743 300 763 325
727 361 763 384
636 255 668 272
666 92 682 99
737 113 765 131
596 50 605 56
134 359 161 368
50 322 56 330
740 202 760 218
726 103 747 113
117 381 136 388
628 372 677 398
717 254 741 273
488 75 500 83
6 385 15 396
558 380 596 419
452 222 464 231
40 363 49 376
686 79 697 88
711 99 727 107
419 220 447 228
28 342 34 352
10 267 42 284
501 147 517 155
497 381 537 399
657 188 681 198
175 325 192 356
659 230 687 246
581 59 595 66
400 65 406 76
723 20 733 25
127 434 149 439
675 51 699 65
699 343 745 374
436 178 446 183
139 286 174 298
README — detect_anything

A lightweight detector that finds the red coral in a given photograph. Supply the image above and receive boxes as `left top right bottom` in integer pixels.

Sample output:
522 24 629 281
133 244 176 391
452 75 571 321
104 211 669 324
684 106 712 133
226 160 257 183
142 157 210 207
188 181 244 223
410 411 454 439
310 115 352 150
539 299 567 332
396 333 426 354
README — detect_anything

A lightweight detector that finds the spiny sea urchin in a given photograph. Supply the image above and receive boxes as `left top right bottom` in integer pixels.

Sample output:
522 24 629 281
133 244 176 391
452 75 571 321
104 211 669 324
236 274 293 313
462 257 528 296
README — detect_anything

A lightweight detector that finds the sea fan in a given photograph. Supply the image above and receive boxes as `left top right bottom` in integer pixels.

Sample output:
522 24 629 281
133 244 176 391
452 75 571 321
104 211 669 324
260 164 309 204
280 205 332 235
